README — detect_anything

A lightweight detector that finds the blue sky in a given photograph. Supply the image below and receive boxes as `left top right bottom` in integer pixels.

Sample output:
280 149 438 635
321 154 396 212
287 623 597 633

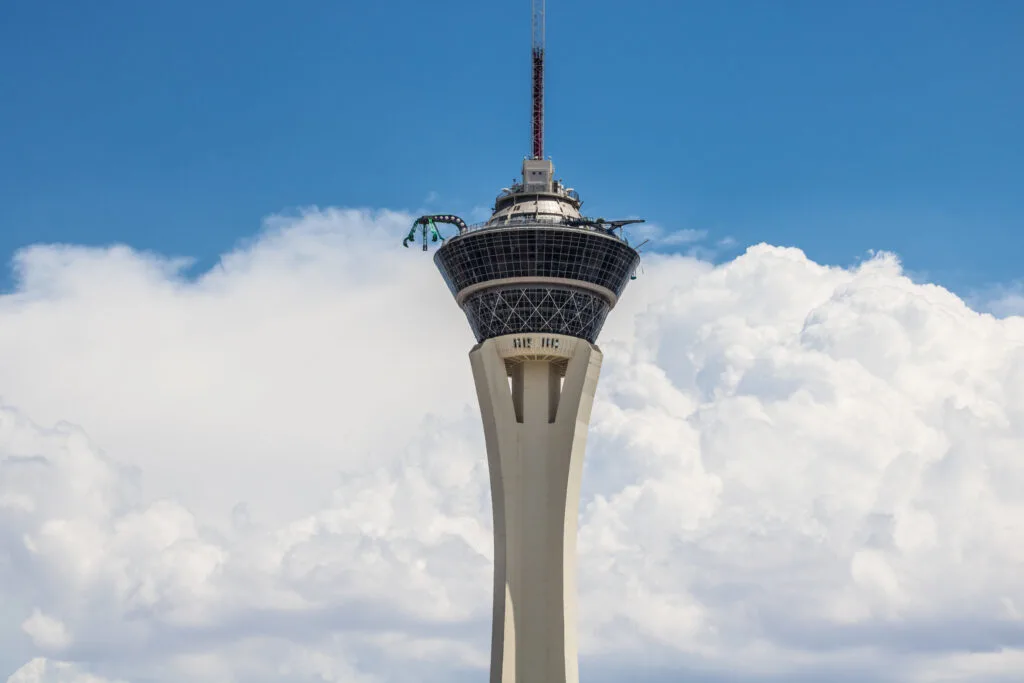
3 4 1024 681
1 0 1022 293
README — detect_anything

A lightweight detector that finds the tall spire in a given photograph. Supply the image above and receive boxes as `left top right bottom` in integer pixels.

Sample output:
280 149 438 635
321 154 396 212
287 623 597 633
531 0 545 160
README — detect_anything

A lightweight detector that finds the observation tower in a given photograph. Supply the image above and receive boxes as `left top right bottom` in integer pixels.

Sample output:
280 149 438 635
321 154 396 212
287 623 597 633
403 2 643 681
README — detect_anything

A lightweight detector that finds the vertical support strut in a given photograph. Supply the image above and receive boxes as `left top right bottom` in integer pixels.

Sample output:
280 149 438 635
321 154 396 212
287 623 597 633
531 0 545 160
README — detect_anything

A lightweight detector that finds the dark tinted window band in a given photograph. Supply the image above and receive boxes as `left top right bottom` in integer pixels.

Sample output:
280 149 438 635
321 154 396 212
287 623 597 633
434 227 639 298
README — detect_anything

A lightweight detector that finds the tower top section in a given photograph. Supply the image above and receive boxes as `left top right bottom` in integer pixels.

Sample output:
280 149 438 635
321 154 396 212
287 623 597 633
402 0 645 345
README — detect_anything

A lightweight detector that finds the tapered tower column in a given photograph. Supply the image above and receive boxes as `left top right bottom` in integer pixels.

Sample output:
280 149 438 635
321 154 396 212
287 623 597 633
470 333 601 683
423 151 640 681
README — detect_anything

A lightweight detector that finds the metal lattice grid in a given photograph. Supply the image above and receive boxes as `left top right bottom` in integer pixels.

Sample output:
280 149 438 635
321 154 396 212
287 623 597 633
461 286 611 342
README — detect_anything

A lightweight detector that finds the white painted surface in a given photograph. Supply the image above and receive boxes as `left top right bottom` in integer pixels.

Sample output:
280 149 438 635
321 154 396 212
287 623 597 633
470 334 601 683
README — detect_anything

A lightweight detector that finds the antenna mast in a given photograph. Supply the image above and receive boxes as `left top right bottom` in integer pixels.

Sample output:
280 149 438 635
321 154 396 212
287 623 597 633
531 0 545 160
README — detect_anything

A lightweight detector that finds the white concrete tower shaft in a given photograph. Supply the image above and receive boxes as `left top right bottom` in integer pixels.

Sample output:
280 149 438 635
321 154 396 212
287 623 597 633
470 332 601 683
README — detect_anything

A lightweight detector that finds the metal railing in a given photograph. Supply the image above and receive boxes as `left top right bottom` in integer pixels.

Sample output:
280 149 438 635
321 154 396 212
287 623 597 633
495 185 581 202
457 215 624 239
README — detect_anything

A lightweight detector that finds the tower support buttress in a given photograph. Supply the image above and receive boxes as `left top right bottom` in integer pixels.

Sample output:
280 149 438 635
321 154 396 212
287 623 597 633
470 333 601 683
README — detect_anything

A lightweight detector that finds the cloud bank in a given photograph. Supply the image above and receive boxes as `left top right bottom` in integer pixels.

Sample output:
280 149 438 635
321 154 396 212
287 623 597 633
1 208 1023 682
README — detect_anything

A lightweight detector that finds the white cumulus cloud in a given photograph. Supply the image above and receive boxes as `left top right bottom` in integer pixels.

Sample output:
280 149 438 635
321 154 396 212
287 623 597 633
7 658 125 683
0 207 1022 682
20 611 71 651
976 282 1024 318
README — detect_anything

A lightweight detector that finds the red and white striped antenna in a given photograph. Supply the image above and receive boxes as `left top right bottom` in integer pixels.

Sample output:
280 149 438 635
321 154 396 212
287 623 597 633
531 0 545 160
